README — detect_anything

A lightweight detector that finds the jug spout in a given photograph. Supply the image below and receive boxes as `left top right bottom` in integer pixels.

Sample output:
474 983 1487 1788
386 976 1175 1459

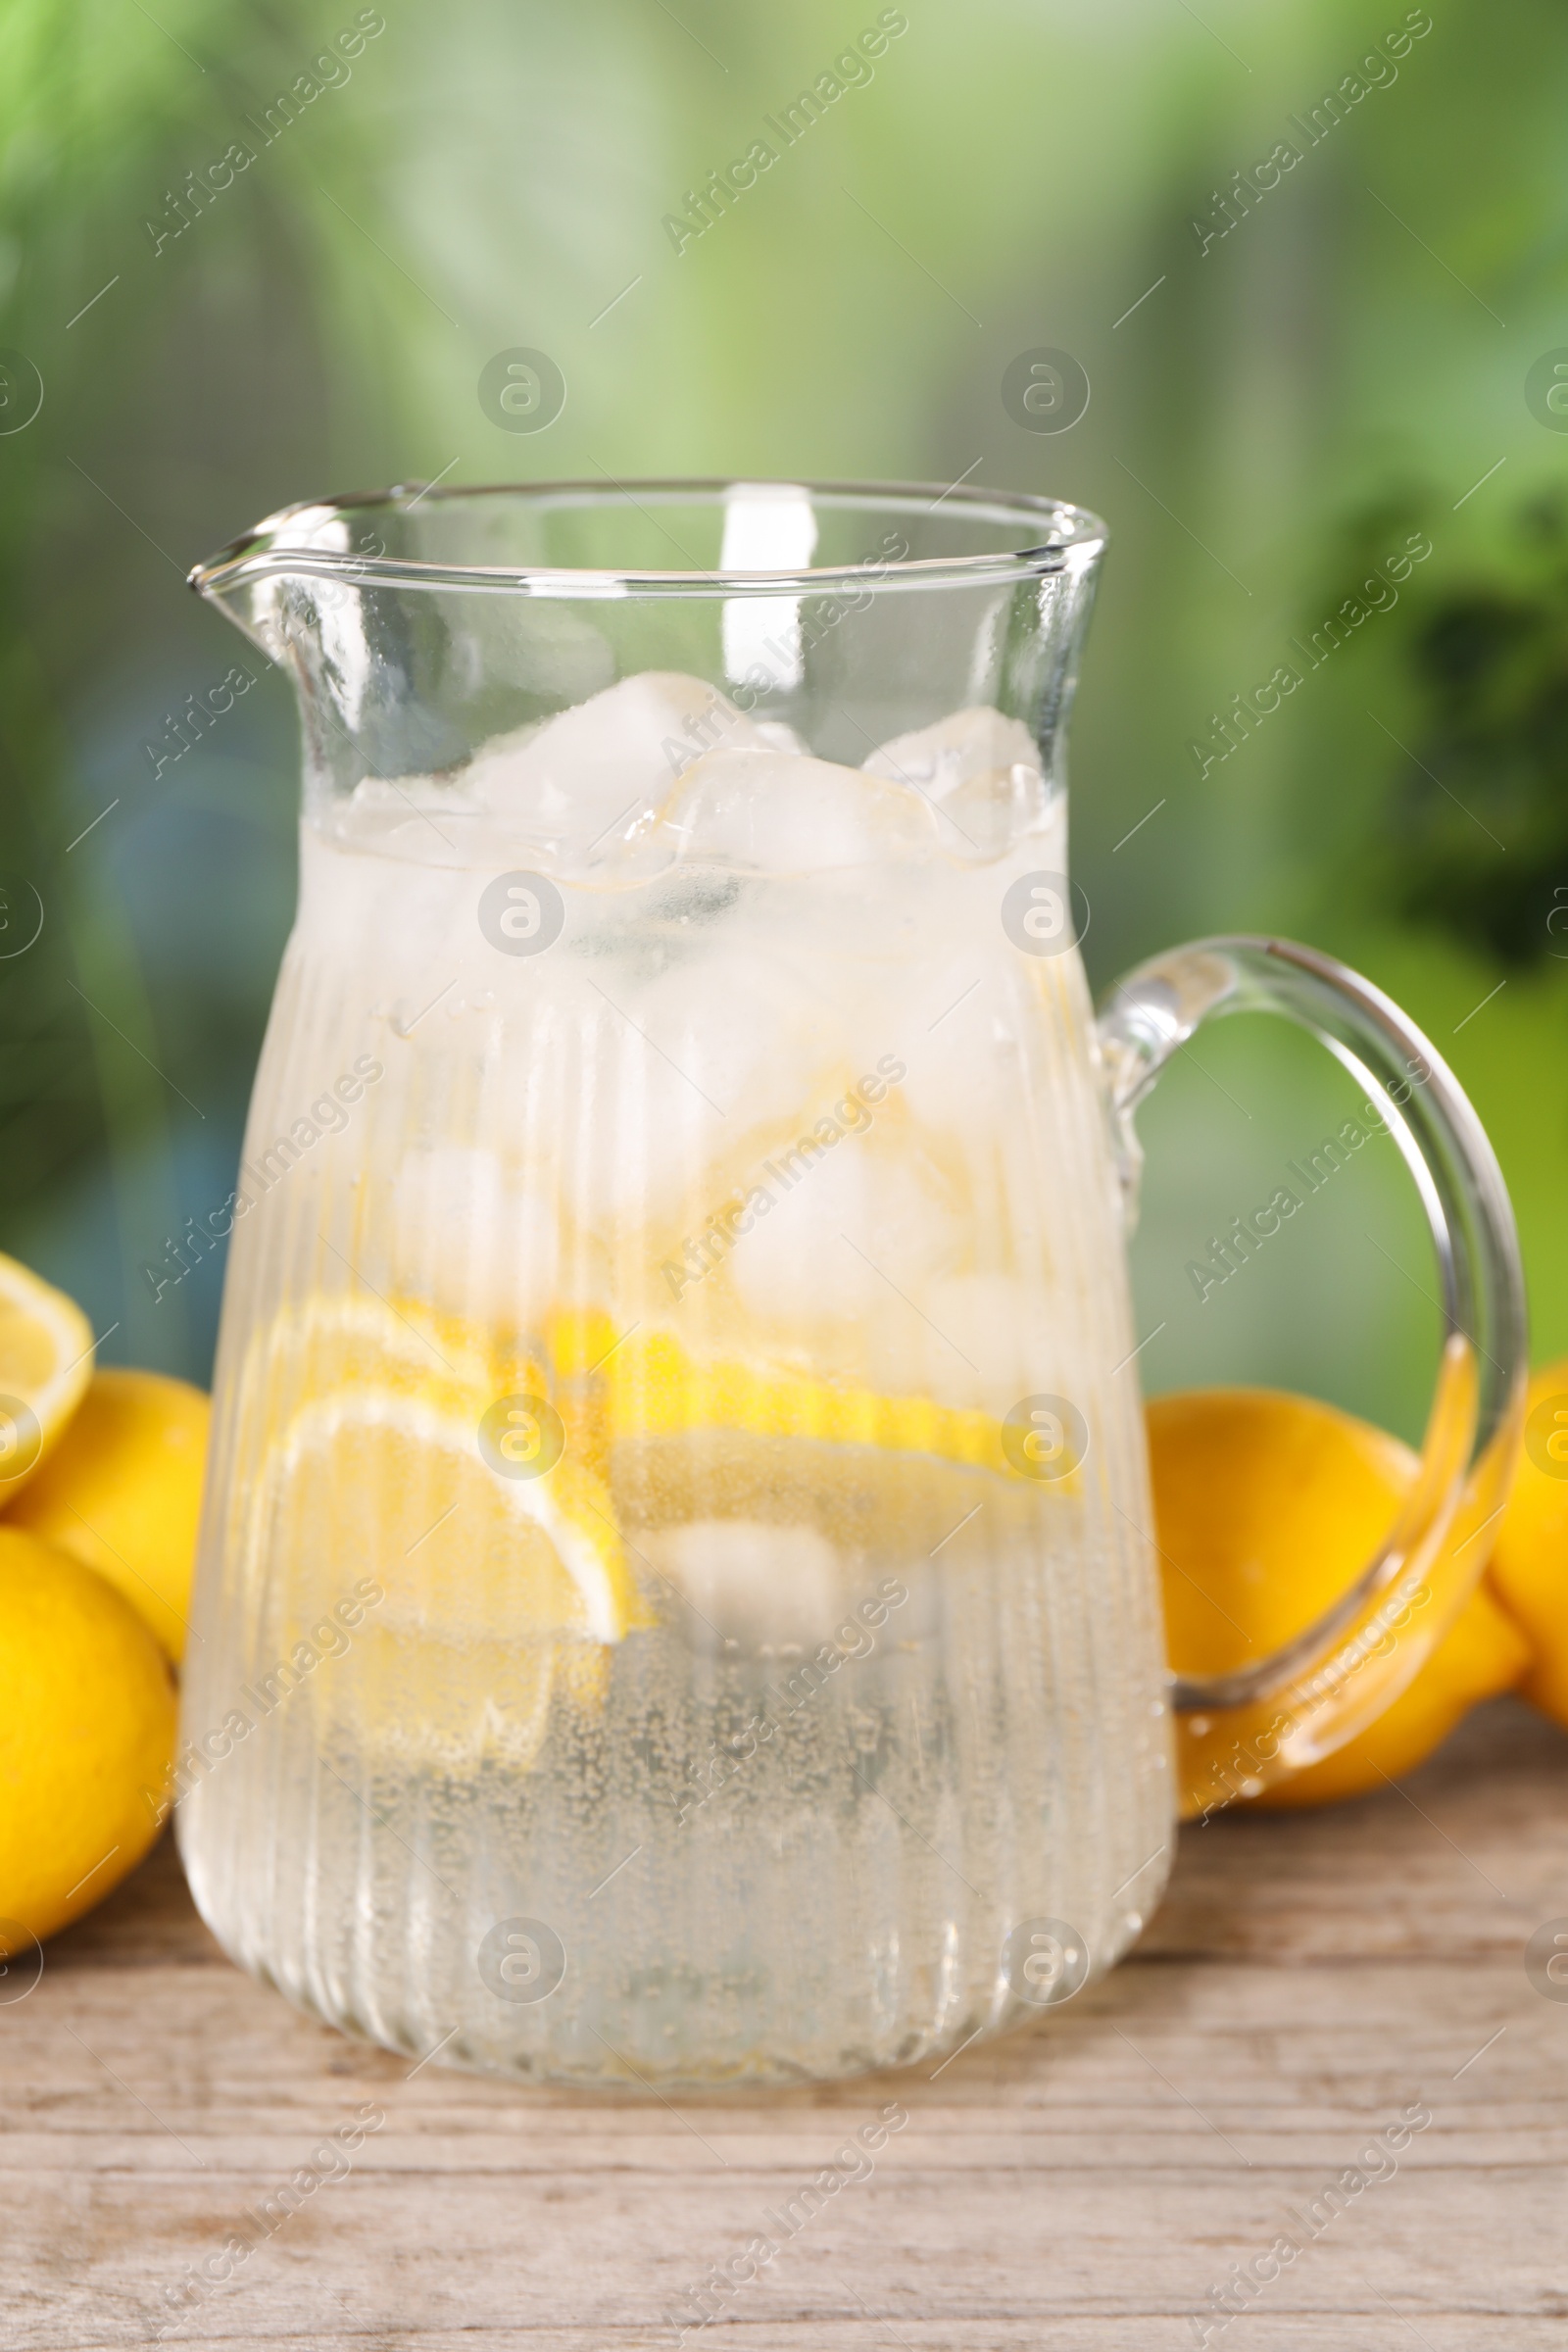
187 557 265 656
189 498 376 654
189 494 472 787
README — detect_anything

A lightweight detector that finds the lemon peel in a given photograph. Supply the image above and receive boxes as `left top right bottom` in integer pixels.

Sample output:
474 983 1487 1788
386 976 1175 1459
582 1326 1074 1489
7 1369 209 1662
0 1526 175 1942
0 1250 93 1499
1149 1385 1527 1808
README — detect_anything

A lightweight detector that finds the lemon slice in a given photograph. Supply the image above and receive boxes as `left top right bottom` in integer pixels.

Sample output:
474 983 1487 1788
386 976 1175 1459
250 1384 647 1775
543 1323 1075 1605
0 1252 93 1497
261 1385 643 1645
236 1292 518 1420
596 1327 1049 1485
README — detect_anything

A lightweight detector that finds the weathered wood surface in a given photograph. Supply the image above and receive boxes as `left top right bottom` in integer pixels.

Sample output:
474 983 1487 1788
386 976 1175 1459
6 1695 1568 2351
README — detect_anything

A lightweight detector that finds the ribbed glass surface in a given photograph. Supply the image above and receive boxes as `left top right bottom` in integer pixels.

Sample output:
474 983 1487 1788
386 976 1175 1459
178 753 1172 2088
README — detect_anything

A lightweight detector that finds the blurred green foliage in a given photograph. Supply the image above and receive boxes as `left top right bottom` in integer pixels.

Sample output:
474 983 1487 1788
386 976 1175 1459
1385 491 1568 965
1 0 1566 1431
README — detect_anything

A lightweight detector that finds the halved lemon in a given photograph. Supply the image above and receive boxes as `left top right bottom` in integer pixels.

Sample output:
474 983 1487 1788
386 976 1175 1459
0 1251 93 1499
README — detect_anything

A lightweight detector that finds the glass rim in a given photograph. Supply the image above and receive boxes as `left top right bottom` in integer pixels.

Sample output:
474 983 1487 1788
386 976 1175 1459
188 475 1108 601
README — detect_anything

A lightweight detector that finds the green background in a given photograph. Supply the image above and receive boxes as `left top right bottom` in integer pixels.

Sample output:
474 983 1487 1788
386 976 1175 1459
2 0 1564 1443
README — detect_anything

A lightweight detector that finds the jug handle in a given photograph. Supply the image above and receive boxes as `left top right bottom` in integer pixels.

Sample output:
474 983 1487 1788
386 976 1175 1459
1094 935 1527 1819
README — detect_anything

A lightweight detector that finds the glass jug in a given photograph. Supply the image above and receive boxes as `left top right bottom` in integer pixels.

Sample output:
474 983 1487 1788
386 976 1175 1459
179 480 1524 2088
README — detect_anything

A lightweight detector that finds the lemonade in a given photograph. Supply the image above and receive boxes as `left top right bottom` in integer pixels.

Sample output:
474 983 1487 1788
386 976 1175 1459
178 669 1173 2085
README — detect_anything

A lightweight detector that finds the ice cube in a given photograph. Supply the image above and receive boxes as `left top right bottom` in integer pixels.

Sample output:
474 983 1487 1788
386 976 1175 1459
729 1138 960 1326
914 1273 1069 1412
506 949 821 1235
345 773 484 820
751 719 808 755
633 954 822 1130
663 746 939 874
331 678 810 872
642 1518 846 1655
332 772 491 871
864 707 1038 796
863 707 1048 861
465 672 773 861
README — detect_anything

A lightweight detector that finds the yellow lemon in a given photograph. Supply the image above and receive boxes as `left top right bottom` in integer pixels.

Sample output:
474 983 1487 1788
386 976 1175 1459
1488 1357 1568 1730
0 1251 93 1502
272 1299 1059 1491
6 1369 210 1663
1149 1387 1528 1808
0 1527 176 1943
1254 1578 1528 1805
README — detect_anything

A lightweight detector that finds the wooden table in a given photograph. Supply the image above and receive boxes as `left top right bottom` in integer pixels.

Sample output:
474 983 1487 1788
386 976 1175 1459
9 1695 1568 2350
